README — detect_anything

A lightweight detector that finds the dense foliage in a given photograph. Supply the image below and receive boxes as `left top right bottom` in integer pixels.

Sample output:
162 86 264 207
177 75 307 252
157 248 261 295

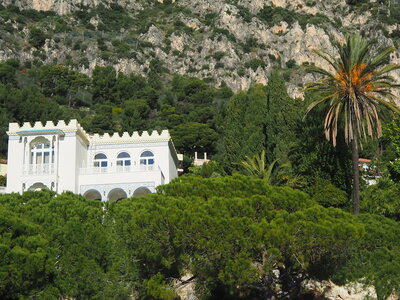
0 60 230 161
1 175 400 299
1 7 399 296
0 59 361 191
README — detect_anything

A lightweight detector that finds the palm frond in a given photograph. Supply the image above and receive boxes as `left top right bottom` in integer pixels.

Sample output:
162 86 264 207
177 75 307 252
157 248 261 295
305 33 400 146
239 150 278 184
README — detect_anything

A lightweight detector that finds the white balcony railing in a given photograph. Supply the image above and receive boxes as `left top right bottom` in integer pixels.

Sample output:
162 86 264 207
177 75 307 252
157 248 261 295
79 164 158 175
23 163 55 176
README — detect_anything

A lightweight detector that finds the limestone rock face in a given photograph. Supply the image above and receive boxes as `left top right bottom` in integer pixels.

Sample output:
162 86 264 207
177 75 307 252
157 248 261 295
1 0 143 14
1 0 400 104
174 273 197 300
174 277 399 300
302 280 377 299
302 279 398 300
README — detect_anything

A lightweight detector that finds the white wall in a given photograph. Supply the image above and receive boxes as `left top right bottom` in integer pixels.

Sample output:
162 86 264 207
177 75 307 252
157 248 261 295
6 136 23 193
75 134 88 192
57 134 78 193
85 142 170 179
167 147 177 183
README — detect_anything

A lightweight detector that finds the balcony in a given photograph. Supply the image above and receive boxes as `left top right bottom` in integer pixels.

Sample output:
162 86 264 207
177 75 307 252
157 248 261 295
79 164 159 175
79 164 165 186
23 163 55 176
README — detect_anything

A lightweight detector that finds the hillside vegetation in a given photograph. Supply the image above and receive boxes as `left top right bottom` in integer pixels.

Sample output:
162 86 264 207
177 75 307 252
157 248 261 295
1 0 400 96
1 1 400 299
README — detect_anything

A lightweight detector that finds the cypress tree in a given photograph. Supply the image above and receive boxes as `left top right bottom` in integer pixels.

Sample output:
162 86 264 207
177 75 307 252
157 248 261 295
220 84 267 172
265 71 301 163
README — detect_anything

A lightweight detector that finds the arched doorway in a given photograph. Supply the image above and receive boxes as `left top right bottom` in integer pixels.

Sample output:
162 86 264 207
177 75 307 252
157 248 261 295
133 187 152 197
84 189 102 201
28 182 49 191
108 188 127 202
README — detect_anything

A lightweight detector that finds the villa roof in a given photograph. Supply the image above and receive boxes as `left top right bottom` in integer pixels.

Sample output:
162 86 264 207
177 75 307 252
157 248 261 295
358 158 372 163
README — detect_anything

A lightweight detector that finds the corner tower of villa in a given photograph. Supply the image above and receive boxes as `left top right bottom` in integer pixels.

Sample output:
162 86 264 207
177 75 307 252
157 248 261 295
6 119 181 201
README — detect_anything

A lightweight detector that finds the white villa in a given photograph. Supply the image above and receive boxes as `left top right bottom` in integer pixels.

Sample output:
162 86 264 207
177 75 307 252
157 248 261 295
6 120 182 201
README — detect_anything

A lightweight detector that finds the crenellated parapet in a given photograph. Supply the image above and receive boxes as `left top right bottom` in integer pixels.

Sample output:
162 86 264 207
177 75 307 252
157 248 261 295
89 130 171 145
7 119 90 144
7 119 173 145
8 119 87 134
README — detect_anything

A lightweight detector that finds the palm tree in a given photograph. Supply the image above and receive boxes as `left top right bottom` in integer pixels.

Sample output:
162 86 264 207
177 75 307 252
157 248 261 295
239 150 277 184
239 150 301 186
305 34 400 215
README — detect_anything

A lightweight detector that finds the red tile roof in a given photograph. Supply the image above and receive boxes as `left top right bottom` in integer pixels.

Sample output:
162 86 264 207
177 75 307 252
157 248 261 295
358 158 372 163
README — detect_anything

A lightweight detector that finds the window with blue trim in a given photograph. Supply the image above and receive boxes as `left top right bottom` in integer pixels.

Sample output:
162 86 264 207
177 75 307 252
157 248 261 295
117 152 131 166
140 151 154 165
94 153 108 167
30 139 53 164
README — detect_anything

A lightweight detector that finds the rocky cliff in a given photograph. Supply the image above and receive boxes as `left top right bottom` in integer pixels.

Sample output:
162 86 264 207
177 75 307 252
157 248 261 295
0 0 399 99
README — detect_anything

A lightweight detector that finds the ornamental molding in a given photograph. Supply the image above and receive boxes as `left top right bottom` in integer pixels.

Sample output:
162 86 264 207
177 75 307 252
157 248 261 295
80 182 155 201
88 142 168 150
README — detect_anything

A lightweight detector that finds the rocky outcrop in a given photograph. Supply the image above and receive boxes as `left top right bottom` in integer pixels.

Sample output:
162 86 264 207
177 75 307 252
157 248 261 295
302 279 399 300
1 0 399 102
174 273 197 300
174 277 398 300
1 0 143 14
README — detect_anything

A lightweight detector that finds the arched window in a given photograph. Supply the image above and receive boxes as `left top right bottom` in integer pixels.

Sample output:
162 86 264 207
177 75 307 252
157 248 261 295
28 182 49 191
140 151 154 166
133 186 152 197
108 188 128 201
30 137 53 165
94 153 108 168
116 152 131 166
84 189 102 201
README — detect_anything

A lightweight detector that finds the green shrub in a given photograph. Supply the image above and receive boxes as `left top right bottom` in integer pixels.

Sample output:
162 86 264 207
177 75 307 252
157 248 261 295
286 59 296 68
212 51 226 61
241 37 259 53
310 180 349 208
362 178 400 220
204 12 218 26
29 27 47 48
244 58 266 71
237 67 246 76
258 5 296 26
346 0 368 5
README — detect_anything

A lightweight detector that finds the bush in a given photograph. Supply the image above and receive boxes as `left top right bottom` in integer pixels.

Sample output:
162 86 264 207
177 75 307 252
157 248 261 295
362 178 400 220
286 59 296 68
213 27 237 42
346 0 368 5
204 12 218 26
28 27 47 48
244 58 266 71
310 180 349 208
212 51 226 61
258 5 296 26
241 37 259 53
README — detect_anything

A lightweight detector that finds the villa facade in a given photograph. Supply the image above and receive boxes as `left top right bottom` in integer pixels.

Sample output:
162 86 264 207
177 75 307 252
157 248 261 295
6 120 182 201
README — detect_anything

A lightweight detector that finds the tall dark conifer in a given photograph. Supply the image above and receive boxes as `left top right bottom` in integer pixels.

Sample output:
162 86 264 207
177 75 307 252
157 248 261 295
220 84 267 172
265 71 302 163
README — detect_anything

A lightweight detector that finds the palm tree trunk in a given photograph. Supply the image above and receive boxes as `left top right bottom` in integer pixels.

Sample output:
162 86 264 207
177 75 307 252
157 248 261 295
350 111 360 215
